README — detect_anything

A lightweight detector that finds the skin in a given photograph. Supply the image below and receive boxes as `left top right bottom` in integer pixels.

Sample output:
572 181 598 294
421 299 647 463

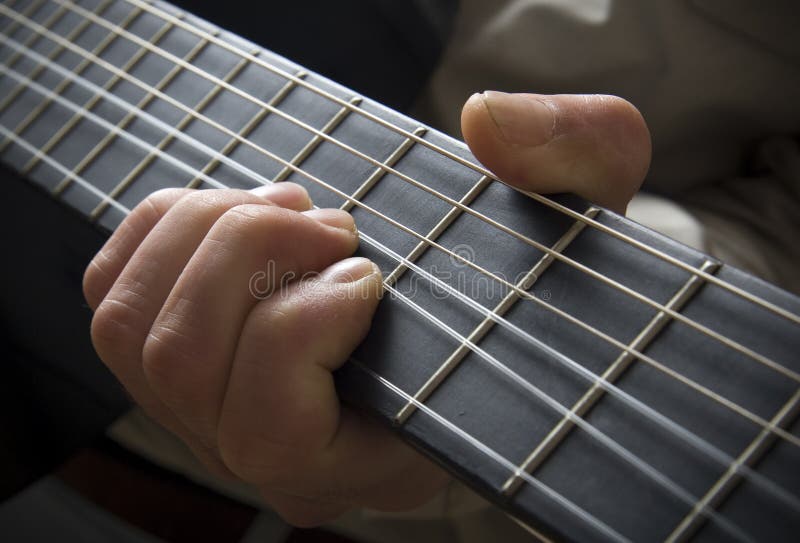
83 92 651 527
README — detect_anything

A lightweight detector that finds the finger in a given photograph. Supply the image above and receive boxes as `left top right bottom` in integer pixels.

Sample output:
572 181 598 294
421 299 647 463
83 183 310 310
83 188 191 310
218 258 381 475
218 260 448 512
90 184 309 435
461 92 651 214
141 207 359 445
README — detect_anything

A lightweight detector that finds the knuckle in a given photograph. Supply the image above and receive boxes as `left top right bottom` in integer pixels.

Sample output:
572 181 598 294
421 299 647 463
82 257 112 309
214 204 293 243
147 187 188 204
90 297 142 365
135 188 189 227
140 314 193 395
176 189 254 219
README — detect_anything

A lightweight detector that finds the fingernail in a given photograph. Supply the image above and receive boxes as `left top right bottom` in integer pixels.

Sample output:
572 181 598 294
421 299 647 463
250 182 311 208
322 257 380 283
482 91 555 146
303 208 357 234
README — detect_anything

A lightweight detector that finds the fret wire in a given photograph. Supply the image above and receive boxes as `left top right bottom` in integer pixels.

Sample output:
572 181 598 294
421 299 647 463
2 75 787 536
0 109 626 542
0 0 115 154
273 95 361 184
379 282 753 542
339 126 427 212
0 123 130 214
4 46 797 524
383 175 492 287
350 358 632 543
501 260 721 497
363 230 800 508
5 26 799 463
14 3 146 169
0 0 55 92
29 1 800 384
666 387 800 543
0 50 239 193
185 68 308 190
4 24 798 459
91 34 247 220
113 2 800 337
38 11 171 189
394 206 601 425
54 23 184 201
119 0 800 329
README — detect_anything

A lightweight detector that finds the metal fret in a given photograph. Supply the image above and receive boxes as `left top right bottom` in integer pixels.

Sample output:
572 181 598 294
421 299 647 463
394 206 601 425
271 95 362 183
49 18 205 197
0 0 70 113
500 259 722 496
339 126 427 212
183 68 308 190
89 42 256 219
27 12 173 191
666 387 800 542
384 175 492 286
0 0 114 150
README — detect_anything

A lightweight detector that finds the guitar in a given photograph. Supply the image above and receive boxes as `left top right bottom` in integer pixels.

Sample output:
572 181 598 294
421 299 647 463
1 0 799 541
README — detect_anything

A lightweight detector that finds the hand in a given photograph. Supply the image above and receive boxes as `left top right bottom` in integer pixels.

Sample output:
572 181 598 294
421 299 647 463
83 91 650 527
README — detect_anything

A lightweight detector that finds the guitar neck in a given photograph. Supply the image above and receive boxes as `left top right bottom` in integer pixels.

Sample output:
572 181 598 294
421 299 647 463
2 0 799 541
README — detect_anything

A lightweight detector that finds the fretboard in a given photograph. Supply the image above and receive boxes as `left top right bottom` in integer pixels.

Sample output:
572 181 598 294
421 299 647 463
2 1 800 541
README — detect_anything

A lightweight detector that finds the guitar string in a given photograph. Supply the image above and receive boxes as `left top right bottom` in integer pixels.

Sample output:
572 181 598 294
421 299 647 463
0 88 755 543
113 0 800 331
0 44 792 543
4 2 792 536
0 2 788 540
0 124 632 543
3 3 796 498
0 0 64 118
1 37 797 526
34 0 800 384
3 6 799 457
71 0 796 333
33 0 800 386
3 23 798 456
379 281 755 543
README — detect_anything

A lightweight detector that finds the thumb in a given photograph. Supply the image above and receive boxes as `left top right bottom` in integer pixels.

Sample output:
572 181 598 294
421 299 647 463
461 92 651 214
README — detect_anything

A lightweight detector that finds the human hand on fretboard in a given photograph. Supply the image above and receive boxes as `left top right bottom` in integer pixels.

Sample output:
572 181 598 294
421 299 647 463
82 91 650 526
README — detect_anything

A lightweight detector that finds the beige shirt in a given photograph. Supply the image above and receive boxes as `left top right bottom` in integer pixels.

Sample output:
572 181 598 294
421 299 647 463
414 0 800 294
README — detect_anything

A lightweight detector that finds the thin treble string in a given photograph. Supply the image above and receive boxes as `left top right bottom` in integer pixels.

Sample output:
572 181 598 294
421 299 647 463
36 0 800 386
0 99 751 543
3 18 798 458
1 37 796 522
360 232 800 510
380 282 757 542
0 123 130 214
0 0 53 97
0 57 235 189
0 104 632 543
119 0 800 330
